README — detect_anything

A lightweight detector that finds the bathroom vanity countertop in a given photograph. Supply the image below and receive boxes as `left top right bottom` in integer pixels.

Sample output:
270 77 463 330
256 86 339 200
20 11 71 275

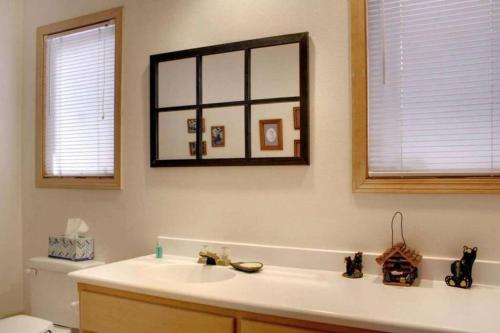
69 255 500 333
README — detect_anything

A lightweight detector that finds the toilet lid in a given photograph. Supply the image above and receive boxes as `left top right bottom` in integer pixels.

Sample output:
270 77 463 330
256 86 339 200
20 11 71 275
0 315 53 333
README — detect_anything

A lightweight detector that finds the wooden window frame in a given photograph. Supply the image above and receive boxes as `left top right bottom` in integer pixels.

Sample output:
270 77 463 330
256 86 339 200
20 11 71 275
351 0 500 194
36 7 122 190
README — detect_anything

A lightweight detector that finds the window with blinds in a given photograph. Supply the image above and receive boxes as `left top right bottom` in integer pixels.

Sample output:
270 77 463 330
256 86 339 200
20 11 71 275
44 20 116 177
367 0 500 177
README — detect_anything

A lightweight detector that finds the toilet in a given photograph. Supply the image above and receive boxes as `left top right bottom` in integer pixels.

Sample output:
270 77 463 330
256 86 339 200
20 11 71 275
0 257 104 333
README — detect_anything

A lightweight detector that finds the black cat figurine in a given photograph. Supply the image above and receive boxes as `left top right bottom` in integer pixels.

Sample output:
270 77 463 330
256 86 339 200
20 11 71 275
343 252 363 279
445 246 477 289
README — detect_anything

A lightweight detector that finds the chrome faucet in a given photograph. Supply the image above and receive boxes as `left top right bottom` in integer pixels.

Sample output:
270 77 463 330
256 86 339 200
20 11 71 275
198 251 219 265
198 246 231 266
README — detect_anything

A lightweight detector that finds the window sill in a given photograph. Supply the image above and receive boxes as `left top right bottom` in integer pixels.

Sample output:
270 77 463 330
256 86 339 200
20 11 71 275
353 177 500 194
36 176 122 190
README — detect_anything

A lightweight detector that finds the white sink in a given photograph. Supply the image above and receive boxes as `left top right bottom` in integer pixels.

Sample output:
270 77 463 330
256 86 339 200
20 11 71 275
147 264 236 283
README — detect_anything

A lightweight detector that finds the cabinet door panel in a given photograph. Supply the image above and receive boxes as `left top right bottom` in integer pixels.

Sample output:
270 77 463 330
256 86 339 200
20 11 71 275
80 291 234 333
241 320 322 333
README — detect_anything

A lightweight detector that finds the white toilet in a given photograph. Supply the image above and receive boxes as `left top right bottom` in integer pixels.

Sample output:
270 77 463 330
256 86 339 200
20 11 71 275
0 257 104 333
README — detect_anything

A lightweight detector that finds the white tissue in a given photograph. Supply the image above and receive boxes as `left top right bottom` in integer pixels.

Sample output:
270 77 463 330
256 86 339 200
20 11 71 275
65 218 89 239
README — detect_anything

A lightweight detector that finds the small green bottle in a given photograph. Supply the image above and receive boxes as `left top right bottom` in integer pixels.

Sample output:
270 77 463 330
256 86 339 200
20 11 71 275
155 241 163 258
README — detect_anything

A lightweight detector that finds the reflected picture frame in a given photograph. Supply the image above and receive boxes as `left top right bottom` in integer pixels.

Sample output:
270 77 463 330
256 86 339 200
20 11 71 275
294 139 301 157
211 125 225 147
189 141 207 156
293 106 301 130
259 119 283 151
187 118 205 133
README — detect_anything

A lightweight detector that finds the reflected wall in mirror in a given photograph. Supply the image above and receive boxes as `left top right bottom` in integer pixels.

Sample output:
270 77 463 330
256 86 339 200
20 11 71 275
158 110 197 160
252 102 300 158
150 33 309 167
251 43 299 100
202 106 245 159
158 58 196 108
203 51 245 104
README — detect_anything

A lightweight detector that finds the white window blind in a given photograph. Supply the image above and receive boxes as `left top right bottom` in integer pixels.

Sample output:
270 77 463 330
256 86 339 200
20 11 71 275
45 21 115 177
367 0 500 176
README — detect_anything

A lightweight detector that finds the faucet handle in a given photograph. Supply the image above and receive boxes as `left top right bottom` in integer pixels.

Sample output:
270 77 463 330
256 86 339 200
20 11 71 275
197 245 209 264
221 246 230 260
199 251 219 265
217 247 231 266
205 251 219 259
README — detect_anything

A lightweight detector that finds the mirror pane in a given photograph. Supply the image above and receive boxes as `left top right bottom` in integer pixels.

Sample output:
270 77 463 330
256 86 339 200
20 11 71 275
158 58 196 107
202 106 245 159
251 102 300 158
158 109 197 160
203 51 245 104
251 43 299 100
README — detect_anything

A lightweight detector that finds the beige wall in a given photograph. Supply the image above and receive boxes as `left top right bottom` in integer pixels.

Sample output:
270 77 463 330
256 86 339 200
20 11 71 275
0 0 23 317
20 0 500 309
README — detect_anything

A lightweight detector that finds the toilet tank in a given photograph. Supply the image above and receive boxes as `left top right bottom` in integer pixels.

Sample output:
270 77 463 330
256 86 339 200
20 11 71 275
27 257 104 328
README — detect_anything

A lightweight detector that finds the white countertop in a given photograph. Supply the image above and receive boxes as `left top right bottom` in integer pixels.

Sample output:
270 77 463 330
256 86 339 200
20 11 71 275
69 255 500 333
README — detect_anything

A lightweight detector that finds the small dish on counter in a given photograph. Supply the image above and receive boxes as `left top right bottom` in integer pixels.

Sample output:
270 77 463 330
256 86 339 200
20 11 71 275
230 262 263 273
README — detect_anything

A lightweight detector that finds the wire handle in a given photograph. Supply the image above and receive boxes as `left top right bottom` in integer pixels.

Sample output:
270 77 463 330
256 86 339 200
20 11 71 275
391 211 406 247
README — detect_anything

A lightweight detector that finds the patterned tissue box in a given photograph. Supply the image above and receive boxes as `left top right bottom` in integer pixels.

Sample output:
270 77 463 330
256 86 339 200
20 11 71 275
48 236 94 261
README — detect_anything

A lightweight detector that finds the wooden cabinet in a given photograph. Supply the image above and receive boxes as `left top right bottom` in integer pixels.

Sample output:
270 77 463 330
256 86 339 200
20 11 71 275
241 319 320 333
78 283 382 333
80 290 233 333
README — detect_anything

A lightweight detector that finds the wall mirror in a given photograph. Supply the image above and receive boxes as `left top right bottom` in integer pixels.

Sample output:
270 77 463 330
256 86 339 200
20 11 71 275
150 32 309 167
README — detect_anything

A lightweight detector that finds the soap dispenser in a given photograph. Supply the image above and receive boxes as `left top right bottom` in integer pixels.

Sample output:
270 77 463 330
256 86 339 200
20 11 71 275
155 241 163 259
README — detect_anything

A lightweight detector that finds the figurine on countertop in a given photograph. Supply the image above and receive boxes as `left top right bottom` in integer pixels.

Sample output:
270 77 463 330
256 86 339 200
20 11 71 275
445 245 477 289
343 252 363 278
375 212 422 287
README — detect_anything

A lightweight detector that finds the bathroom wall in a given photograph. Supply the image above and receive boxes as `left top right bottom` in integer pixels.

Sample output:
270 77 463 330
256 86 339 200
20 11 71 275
0 0 23 318
21 0 500 308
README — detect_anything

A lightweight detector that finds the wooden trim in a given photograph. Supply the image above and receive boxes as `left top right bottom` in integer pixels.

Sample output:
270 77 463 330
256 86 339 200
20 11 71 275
351 0 369 193
78 283 382 333
350 0 500 194
36 7 123 190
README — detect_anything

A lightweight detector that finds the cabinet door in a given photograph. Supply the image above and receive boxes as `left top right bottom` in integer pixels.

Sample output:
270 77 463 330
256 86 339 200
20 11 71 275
241 320 323 333
80 291 234 333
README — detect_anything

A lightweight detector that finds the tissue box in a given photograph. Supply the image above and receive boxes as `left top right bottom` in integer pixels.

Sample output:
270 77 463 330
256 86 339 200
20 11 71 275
48 236 94 261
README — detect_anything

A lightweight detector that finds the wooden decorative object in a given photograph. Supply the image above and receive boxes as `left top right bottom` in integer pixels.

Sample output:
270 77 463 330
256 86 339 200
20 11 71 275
211 126 225 147
293 106 301 129
189 141 207 156
375 212 422 287
187 118 205 133
294 140 301 157
259 119 283 151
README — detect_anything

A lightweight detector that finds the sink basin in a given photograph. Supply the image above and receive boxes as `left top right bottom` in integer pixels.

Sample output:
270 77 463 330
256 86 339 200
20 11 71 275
148 264 236 283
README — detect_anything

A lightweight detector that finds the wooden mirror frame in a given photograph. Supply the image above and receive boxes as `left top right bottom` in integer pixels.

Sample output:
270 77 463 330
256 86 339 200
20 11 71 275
150 32 309 167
